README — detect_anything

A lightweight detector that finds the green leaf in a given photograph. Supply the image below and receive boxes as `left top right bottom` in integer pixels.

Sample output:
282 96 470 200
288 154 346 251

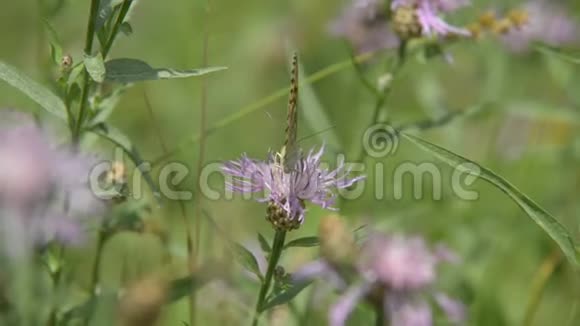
84 53 106 83
167 265 220 303
89 84 129 126
60 297 97 325
259 279 313 312
535 43 580 65
232 243 263 281
59 292 118 325
401 132 579 266
283 236 320 250
0 61 67 121
95 0 123 32
104 58 227 83
43 19 63 65
297 61 342 151
119 22 133 36
258 233 271 253
90 123 160 200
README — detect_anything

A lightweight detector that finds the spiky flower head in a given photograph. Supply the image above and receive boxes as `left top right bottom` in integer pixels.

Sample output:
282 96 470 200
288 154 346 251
391 0 471 39
293 229 465 326
222 146 363 231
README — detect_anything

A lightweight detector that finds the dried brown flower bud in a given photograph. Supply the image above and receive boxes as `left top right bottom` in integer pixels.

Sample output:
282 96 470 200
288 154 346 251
61 55 73 70
478 11 497 29
318 214 356 264
118 276 168 326
507 9 529 29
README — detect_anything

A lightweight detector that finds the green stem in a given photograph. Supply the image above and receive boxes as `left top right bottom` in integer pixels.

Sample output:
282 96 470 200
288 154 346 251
102 0 133 58
191 1 212 324
45 246 64 326
83 227 106 326
150 52 376 167
374 303 385 326
89 229 106 295
251 230 286 326
355 40 407 164
72 0 100 144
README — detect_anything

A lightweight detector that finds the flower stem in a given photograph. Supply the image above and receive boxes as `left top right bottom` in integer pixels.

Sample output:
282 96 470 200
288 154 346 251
190 0 212 323
72 0 99 144
102 0 133 58
352 41 407 166
45 246 64 326
374 304 385 326
251 230 286 326
83 226 106 326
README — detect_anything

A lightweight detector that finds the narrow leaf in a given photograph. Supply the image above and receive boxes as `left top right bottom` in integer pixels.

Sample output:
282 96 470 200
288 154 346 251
89 84 128 126
258 233 271 253
59 297 97 325
167 265 220 303
535 43 580 65
232 243 263 281
84 53 106 83
90 123 160 199
104 58 227 83
401 132 579 266
60 292 117 325
260 280 313 312
95 0 123 32
43 20 63 65
0 61 67 121
283 236 320 249
119 22 133 36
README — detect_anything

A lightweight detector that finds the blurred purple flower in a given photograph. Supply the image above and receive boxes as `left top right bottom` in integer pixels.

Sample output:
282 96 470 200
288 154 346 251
0 117 106 257
502 1 579 52
392 0 471 37
329 0 400 53
293 232 465 326
359 234 437 290
434 292 466 324
0 124 53 206
222 146 363 227
388 294 432 326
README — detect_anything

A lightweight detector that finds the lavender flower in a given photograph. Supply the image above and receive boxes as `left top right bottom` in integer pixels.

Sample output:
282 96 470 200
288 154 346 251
502 1 578 52
330 0 400 53
294 228 465 326
391 0 471 38
0 117 106 257
222 146 363 230
358 234 437 290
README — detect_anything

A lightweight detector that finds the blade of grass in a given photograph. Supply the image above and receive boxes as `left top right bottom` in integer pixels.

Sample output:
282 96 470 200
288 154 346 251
190 1 211 324
522 250 562 326
150 51 377 166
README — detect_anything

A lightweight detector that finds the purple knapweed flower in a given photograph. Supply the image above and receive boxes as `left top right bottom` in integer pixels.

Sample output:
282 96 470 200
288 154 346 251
330 0 400 53
293 231 465 326
502 1 578 53
391 0 471 38
358 234 438 290
222 146 363 230
0 114 106 257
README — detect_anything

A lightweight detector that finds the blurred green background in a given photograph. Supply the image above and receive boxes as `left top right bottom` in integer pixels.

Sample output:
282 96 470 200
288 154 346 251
1 0 579 325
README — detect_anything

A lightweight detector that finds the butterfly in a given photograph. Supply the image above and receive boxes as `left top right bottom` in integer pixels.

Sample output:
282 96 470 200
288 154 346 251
274 52 300 174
